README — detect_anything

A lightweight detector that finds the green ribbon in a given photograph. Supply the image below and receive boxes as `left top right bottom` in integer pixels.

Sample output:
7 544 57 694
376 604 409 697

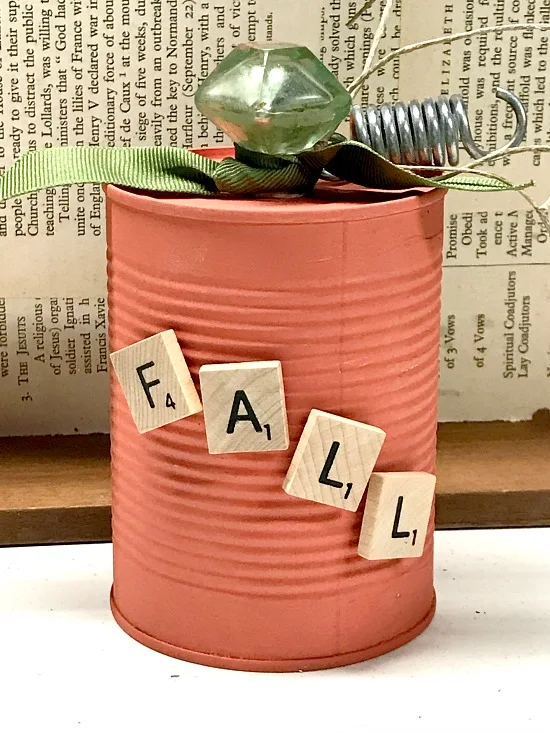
0 140 530 200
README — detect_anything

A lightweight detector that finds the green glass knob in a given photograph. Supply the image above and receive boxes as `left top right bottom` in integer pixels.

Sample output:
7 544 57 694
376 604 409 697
195 42 351 156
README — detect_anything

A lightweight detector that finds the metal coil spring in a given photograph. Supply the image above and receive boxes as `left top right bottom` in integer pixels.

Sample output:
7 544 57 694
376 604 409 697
350 88 527 166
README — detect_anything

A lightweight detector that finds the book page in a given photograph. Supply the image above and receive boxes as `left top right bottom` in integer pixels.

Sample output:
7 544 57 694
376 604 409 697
400 0 550 420
0 0 548 434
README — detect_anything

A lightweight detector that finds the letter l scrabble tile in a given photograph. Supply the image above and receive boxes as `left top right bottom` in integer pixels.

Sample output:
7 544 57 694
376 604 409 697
283 409 386 511
358 472 436 560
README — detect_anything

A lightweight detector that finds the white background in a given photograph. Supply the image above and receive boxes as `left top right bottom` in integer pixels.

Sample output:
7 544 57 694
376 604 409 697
1 528 549 733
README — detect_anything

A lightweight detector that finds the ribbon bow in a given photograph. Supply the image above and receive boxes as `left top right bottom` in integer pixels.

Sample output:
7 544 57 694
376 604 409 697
0 140 528 202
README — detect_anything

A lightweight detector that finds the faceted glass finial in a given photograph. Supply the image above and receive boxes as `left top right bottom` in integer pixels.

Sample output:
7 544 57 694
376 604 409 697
195 43 351 155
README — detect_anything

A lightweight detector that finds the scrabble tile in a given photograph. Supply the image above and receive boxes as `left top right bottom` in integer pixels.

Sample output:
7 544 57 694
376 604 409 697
283 409 386 511
199 360 289 454
358 472 436 560
110 330 202 433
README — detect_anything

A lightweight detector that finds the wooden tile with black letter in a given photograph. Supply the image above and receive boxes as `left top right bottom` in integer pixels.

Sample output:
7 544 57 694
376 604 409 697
358 472 436 560
199 360 289 454
110 330 202 433
283 409 386 511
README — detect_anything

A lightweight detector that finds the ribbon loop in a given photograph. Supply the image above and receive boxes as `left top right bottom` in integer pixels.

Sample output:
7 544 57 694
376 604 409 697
214 145 322 195
0 141 531 202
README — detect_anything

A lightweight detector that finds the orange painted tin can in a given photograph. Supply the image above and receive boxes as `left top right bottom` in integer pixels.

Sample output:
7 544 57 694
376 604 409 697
106 149 445 671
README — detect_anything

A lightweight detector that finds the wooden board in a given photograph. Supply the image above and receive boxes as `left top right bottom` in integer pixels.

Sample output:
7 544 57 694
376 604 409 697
435 413 550 529
0 435 111 546
1 416 549 546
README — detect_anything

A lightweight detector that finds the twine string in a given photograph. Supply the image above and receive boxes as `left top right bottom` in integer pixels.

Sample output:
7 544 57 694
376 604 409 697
346 0 377 29
400 162 549 237
350 0 397 98
348 22 550 97
346 2 550 234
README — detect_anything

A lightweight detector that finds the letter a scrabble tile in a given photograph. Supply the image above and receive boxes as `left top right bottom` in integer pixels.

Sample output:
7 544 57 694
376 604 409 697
283 409 386 512
199 360 289 454
358 472 436 560
110 330 202 433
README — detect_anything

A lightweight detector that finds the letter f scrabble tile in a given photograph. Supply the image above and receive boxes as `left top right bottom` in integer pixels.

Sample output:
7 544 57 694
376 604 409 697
358 472 436 560
110 330 202 433
283 409 386 511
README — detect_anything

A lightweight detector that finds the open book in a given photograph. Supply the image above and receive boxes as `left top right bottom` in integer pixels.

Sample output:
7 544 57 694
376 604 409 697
0 0 548 435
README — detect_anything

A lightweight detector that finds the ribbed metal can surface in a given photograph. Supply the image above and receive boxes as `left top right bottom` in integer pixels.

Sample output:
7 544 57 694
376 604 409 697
106 162 445 672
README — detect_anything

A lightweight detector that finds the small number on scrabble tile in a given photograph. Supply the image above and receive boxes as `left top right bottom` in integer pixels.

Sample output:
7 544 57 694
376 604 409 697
283 409 386 512
199 360 289 454
358 472 436 560
110 330 202 433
